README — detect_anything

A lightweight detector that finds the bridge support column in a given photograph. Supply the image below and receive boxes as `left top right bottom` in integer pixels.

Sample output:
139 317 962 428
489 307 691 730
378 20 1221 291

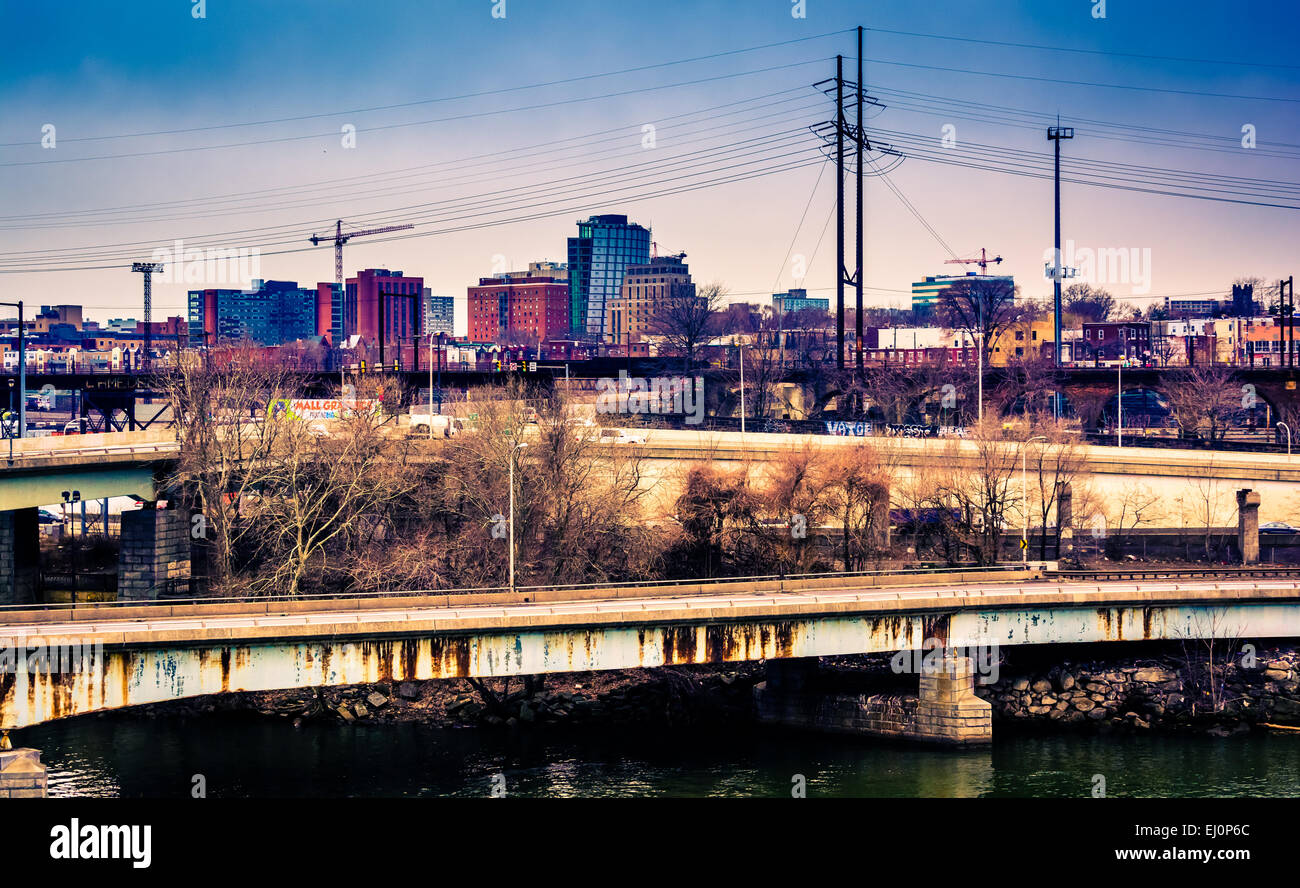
118 507 190 600
1056 482 1073 558
753 655 992 746
0 744 49 798
0 508 39 605
1237 489 1261 564
914 657 992 745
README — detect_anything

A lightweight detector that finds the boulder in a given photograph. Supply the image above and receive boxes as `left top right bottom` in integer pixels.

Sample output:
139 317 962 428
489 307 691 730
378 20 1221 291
366 692 388 709
1133 667 1176 684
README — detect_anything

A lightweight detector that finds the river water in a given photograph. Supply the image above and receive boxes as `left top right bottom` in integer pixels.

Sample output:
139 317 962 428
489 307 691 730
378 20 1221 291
19 715 1300 798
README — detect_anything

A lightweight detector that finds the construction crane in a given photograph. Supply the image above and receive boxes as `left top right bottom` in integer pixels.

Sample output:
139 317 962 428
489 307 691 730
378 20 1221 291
944 247 1003 274
309 220 414 340
130 261 164 371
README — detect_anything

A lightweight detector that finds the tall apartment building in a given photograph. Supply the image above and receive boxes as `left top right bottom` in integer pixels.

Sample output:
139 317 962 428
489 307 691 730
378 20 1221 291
423 290 455 337
316 282 343 344
605 253 694 344
467 274 570 344
567 215 650 338
345 268 424 346
772 289 829 315
188 280 318 346
911 272 1015 318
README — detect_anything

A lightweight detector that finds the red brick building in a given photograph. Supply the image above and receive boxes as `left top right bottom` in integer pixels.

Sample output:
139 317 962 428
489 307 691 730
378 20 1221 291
467 276 569 344
346 269 424 346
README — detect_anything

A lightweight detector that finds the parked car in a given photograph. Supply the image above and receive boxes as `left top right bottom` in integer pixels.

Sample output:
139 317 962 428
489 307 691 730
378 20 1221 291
1259 522 1297 535
37 509 62 525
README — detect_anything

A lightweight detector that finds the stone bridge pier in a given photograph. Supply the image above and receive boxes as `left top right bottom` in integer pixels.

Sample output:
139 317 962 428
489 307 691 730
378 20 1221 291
754 654 992 745
0 508 38 606
0 741 48 798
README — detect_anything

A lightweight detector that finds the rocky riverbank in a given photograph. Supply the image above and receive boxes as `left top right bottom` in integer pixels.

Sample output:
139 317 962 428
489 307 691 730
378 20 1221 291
136 664 763 729
972 646 1300 734
131 645 1300 738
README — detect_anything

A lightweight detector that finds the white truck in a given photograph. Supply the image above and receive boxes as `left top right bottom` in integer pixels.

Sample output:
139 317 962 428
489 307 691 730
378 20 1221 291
409 412 466 438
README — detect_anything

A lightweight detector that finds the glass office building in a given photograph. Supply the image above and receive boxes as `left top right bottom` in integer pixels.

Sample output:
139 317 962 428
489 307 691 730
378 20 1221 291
567 214 650 338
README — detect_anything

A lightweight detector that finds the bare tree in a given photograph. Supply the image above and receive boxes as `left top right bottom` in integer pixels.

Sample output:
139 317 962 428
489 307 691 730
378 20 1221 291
164 345 297 594
245 374 418 595
933 276 1020 370
1163 366 1240 443
1063 283 1116 324
650 282 724 372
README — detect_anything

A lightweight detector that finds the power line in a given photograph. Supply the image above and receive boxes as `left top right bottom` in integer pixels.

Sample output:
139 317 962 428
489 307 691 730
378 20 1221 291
5 97 826 231
0 86 813 222
0 57 833 168
0 126 823 264
0 29 853 148
863 56 1300 104
769 159 831 293
0 150 829 273
864 26 1300 71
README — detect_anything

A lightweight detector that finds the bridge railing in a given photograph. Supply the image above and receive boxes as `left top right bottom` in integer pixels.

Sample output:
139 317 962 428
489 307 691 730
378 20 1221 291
1049 565 1300 582
0 563 1040 612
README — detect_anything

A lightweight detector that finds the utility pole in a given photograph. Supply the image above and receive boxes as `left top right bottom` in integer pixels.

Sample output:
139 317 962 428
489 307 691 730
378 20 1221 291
1282 276 1295 369
855 26 865 378
835 54 845 371
131 262 164 372
1047 122 1075 368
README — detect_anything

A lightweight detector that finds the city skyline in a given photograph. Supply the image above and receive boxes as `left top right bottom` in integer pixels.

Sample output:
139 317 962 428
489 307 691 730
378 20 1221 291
2 2 1297 331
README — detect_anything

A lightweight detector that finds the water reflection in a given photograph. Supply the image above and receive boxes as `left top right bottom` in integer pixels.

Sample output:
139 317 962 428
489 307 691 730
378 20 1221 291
17 715 1300 799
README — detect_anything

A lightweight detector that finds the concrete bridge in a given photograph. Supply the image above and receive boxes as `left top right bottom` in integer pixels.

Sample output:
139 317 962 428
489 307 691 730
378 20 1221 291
4 568 1299 747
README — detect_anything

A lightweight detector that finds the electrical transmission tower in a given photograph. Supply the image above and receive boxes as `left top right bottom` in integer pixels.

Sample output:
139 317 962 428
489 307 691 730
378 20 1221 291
810 27 902 373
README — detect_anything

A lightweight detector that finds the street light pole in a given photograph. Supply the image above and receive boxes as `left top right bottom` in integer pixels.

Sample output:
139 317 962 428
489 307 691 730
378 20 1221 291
427 333 435 440
0 301 25 438
508 442 528 592
738 340 746 436
1022 435 1047 564
1117 360 1123 448
976 301 983 426
1279 421 1291 457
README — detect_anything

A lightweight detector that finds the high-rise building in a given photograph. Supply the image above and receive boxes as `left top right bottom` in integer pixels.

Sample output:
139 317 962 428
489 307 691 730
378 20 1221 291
188 280 317 346
606 253 694 344
315 282 343 345
567 215 650 338
467 274 570 344
345 268 424 347
423 289 455 337
772 289 829 315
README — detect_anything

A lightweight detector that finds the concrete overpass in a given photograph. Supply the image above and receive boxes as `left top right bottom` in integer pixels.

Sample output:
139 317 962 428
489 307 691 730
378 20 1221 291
3 569 1297 733
0 429 175 512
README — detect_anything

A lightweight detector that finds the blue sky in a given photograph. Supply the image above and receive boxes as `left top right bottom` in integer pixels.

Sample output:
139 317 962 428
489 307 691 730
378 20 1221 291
1 0 1297 330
